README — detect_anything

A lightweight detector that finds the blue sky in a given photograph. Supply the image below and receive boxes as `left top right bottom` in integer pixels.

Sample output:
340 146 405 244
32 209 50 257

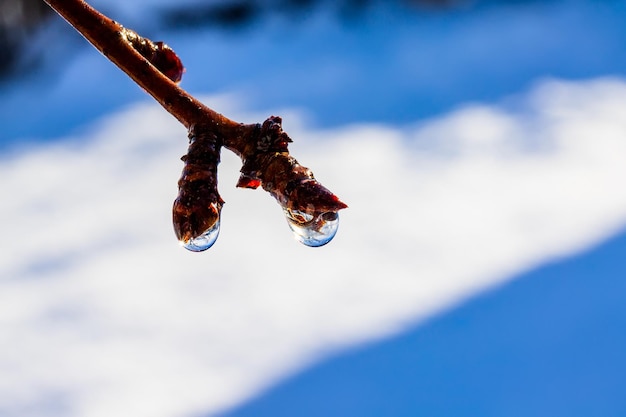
4 0 626 142
1 1 626 416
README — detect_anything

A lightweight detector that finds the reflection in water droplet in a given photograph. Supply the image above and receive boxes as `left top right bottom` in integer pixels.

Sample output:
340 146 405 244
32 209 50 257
180 219 220 252
285 210 340 247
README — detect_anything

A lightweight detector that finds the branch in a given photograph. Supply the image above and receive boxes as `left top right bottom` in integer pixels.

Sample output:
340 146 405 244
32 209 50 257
43 0 347 249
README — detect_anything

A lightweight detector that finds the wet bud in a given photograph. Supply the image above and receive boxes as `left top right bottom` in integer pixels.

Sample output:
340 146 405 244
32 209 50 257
173 127 223 251
123 28 185 83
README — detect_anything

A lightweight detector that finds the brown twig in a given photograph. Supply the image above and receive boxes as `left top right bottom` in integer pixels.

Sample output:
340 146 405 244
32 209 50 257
43 0 347 249
43 0 238 132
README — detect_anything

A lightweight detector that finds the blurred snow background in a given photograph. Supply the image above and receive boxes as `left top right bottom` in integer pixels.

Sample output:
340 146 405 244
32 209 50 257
1 1 626 416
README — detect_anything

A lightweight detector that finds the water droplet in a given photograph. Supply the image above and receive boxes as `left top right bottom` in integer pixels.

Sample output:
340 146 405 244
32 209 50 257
284 209 340 247
180 219 220 252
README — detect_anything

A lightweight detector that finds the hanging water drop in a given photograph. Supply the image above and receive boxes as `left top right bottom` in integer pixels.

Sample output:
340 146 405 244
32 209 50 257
173 198 222 252
179 218 220 252
284 209 340 247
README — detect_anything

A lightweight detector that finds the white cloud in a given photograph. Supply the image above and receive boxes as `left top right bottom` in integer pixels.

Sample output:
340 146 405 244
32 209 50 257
2 77 626 417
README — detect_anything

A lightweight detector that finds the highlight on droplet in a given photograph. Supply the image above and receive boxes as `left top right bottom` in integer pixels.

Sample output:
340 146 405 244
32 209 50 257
179 219 220 252
173 197 222 252
284 209 340 247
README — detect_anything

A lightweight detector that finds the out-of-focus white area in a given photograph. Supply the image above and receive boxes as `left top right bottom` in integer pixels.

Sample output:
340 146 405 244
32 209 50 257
2 77 626 417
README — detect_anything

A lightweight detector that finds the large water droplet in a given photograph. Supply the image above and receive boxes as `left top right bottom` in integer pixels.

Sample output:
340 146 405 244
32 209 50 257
180 219 220 252
284 209 340 247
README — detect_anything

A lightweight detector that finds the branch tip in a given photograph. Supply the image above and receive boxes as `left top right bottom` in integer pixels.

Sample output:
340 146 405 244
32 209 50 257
44 0 347 249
